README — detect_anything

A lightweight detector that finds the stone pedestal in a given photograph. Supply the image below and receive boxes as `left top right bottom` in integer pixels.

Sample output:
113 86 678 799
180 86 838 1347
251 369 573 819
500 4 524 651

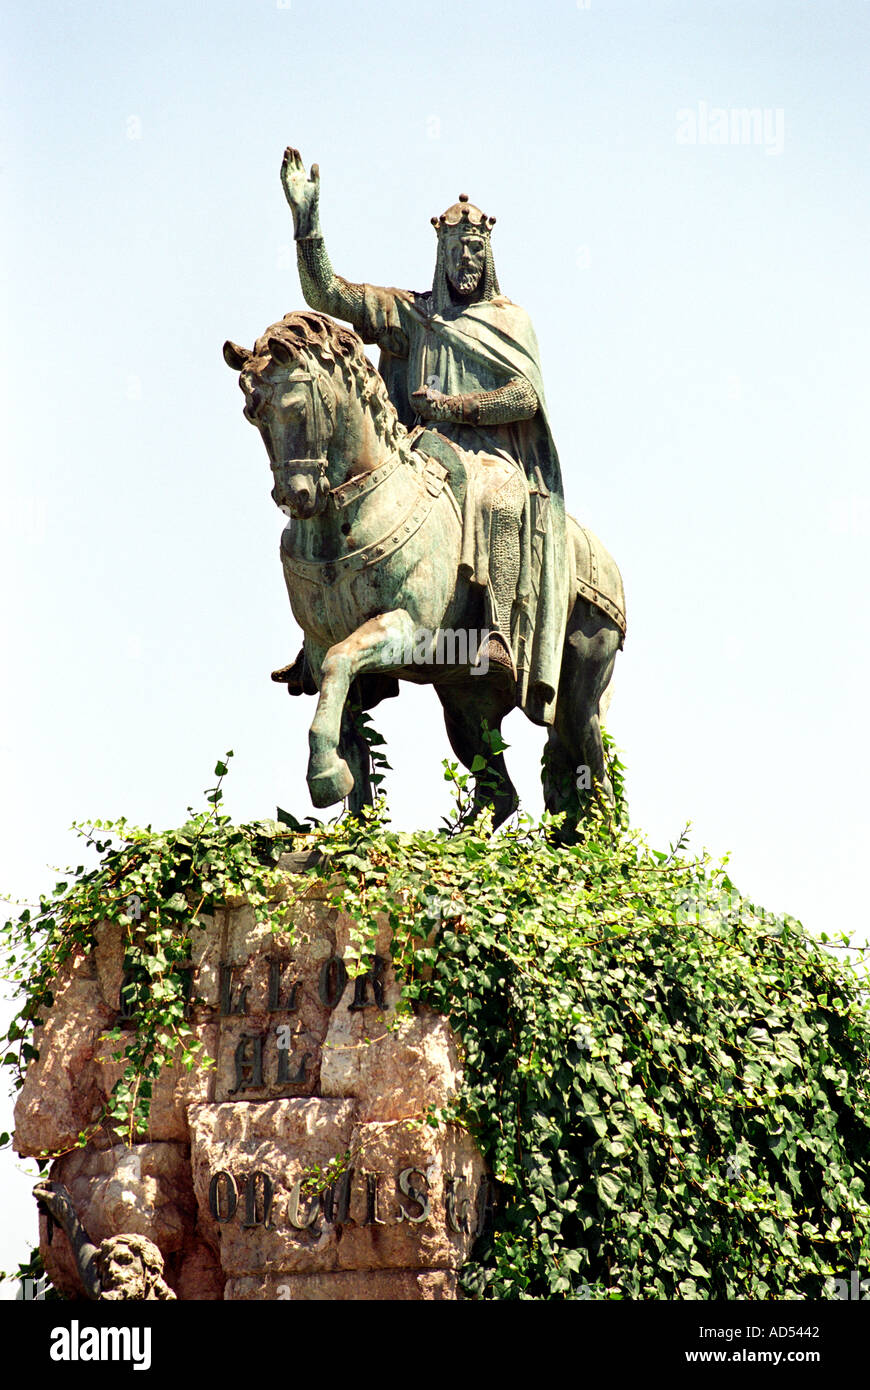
13 861 488 1300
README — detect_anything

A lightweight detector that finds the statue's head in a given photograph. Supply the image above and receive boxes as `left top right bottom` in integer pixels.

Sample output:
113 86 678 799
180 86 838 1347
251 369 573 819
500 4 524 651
441 225 487 296
431 195 500 310
98 1234 166 1300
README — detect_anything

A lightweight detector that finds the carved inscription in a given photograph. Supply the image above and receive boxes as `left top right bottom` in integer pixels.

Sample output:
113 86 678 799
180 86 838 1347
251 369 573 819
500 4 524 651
215 952 388 1102
207 1166 494 1236
220 953 387 1021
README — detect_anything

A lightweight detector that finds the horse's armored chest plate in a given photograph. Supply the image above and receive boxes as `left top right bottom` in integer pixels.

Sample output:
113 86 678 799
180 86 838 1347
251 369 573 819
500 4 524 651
280 455 454 586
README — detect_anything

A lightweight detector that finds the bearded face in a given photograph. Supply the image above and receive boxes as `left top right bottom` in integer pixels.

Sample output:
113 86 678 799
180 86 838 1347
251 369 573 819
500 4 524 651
443 230 487 296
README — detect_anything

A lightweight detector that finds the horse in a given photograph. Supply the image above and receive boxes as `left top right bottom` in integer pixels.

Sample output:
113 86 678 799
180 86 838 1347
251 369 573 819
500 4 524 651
223 310 626 837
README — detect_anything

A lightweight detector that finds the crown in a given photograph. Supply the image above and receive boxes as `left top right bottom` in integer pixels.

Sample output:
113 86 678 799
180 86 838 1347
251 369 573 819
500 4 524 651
431 193 496 236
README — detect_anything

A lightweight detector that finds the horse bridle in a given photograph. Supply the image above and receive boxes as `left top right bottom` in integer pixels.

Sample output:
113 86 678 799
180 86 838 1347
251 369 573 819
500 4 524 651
271 363 402 518
271 369 331 514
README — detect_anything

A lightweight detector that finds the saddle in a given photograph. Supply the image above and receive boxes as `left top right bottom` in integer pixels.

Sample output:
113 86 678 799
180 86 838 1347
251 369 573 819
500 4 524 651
273 431 625 697
410 426 527 678
408 429 628 674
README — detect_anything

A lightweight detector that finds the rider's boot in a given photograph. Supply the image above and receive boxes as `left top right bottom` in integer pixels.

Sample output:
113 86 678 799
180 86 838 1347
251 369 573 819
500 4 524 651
271 647 315 696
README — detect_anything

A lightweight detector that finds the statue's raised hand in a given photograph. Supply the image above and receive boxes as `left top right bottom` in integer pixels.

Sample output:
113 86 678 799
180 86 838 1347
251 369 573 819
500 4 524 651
281 147 321 239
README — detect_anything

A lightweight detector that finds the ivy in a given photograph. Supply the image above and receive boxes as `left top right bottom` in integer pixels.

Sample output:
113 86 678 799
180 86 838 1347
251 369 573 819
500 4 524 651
1 754 296 1145
310 759 870 1300
3 745 870 1299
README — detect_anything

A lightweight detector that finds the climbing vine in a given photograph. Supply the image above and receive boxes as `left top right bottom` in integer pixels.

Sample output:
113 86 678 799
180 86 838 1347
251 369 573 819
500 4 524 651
311 790 870 1298
3 743 870 1299
1 754 294 1147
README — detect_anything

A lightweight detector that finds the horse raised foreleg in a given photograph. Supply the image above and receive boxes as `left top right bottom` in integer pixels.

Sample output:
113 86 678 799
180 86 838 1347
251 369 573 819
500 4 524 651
307 610 416 808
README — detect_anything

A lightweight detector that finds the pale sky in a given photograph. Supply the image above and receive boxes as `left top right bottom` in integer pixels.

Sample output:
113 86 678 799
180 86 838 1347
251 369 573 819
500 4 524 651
1 0 869 1285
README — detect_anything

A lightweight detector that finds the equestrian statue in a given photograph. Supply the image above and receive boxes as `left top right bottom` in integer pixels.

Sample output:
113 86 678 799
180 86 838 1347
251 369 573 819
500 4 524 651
223 148 626 837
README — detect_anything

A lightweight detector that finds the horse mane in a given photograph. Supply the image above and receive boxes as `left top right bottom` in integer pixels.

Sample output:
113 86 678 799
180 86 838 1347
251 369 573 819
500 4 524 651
254 311 404 451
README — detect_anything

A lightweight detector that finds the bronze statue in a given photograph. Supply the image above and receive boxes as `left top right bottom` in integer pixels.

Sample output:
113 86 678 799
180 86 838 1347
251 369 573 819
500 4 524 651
224 150 626 836
279 149 568 725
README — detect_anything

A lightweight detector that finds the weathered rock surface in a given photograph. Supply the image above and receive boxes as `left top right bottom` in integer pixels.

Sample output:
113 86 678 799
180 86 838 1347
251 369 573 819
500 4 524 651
13 870 488 1300
13 954 116 1157
228 1270 458 1300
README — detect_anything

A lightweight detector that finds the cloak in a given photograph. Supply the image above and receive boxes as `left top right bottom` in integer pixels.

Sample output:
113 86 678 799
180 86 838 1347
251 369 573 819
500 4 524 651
353 283 569 726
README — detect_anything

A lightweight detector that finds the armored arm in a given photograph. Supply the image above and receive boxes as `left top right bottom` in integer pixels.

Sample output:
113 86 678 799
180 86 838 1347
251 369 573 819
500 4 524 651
281 146 380 336
413 376 538 426
295 234 367 324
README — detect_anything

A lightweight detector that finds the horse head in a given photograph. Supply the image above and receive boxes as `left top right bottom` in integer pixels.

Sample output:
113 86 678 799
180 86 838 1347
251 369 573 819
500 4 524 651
223 311 403 521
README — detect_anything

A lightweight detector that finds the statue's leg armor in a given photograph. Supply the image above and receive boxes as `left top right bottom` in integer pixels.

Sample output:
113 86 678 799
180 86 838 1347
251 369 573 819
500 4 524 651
480 469 524 674
272 647 317 696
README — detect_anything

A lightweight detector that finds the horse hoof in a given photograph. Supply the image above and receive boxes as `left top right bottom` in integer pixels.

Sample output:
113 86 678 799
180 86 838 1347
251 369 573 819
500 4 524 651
308 757 355 807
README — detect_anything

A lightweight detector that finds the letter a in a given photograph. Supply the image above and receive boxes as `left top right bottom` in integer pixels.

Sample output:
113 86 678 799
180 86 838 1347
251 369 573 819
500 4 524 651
675 107 697 145
50 1328 70 1362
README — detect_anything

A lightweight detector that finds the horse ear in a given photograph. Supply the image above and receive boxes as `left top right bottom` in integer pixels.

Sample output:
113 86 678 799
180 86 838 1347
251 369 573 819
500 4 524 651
223 341 252 370
267 336 294 366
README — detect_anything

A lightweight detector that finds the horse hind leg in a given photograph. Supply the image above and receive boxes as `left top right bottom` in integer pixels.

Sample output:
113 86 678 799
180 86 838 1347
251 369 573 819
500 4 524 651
437 681 518 829
339 703 373 816
543 710 612 844
544 601 620 841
